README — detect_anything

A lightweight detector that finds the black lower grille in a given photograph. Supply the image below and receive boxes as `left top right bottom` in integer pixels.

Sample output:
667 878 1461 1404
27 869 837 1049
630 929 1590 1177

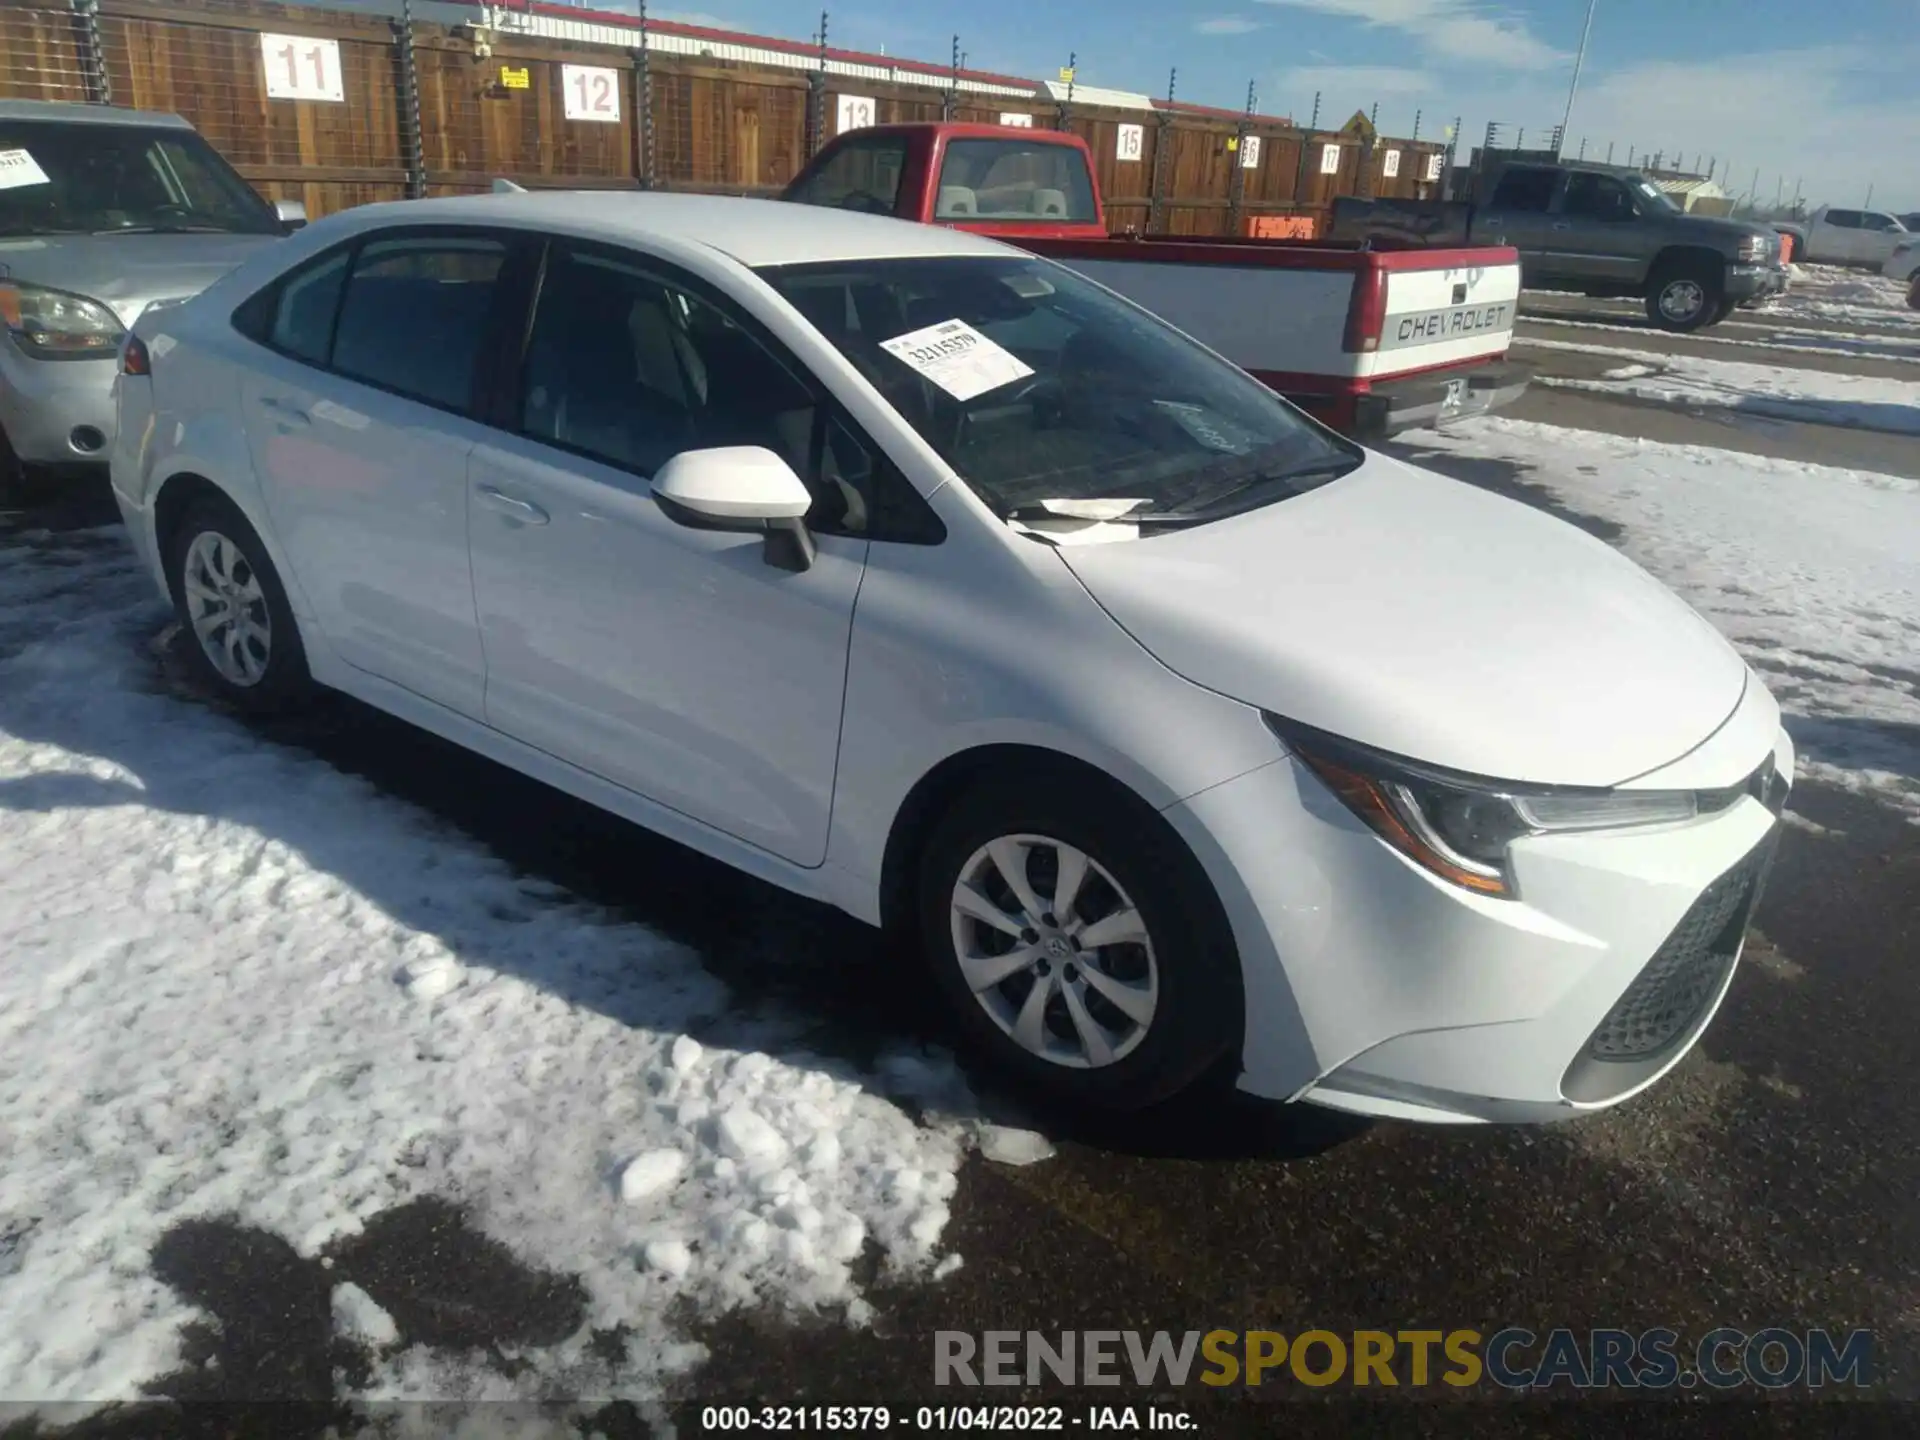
1584 836 1776 1061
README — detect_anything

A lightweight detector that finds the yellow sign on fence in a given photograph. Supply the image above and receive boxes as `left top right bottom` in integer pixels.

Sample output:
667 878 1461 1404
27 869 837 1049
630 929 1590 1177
499 65 530 90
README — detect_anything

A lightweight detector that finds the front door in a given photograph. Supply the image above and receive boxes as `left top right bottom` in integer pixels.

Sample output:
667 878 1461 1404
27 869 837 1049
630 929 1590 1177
466 242 870 866
1552 171 1644 288
238 231 516 718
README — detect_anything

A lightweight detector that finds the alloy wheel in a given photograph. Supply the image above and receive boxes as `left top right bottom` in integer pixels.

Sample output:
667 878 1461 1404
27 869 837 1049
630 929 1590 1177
1660 278 1705 322
182 530 271 687
948 833 1159 1069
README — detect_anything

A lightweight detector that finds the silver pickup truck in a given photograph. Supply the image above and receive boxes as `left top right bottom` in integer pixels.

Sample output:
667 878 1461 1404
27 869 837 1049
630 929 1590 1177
1329 159 1791 333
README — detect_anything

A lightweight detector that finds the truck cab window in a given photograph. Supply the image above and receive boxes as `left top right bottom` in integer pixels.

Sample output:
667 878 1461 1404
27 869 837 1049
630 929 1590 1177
1487 167 1556 213
787 136 909 217
1563 173 1633 222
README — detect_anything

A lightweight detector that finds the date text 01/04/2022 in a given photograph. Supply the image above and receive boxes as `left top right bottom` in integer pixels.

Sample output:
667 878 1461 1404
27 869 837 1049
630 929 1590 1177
695 1404 1199 1432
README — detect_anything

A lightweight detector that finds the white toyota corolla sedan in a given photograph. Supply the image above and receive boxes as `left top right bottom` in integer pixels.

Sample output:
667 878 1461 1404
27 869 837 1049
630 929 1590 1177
109 192 1792 1124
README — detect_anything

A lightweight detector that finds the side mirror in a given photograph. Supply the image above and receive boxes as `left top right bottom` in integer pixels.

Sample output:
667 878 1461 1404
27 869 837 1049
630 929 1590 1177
651 446 818 572
274 199 308 232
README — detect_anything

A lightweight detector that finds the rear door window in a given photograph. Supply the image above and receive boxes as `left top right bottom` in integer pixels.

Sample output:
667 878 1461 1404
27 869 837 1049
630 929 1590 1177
329 236 509 412
265 249 350 364
1823 209 1861 228
936 139 1098 222
1561 172 1634 221
1488 167 1557 212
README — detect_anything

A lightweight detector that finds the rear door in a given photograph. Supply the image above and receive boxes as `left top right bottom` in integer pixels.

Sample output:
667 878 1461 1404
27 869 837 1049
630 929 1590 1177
1809 209 1858 264
235 228 524 718
1474 166 1562 278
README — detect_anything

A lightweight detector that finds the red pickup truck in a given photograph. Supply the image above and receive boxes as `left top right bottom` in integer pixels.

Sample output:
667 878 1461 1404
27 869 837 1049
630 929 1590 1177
781 122 1529 438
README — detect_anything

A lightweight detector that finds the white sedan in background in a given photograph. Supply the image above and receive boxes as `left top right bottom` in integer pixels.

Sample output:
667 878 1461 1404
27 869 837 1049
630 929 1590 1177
110 193 1791 1123
1882 235 1920 309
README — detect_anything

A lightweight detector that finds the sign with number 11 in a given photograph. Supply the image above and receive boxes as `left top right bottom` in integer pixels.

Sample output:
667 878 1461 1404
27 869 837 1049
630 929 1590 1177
260 33 344 103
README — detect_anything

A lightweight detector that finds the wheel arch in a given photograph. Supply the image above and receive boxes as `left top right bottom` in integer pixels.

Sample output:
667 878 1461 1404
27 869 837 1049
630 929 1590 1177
1648 245 1727 285
150 466 322 638
878 742 1187 940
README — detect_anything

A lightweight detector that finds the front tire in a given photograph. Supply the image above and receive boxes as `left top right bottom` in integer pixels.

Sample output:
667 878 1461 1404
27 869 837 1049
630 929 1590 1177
1646 260 1724 332
1908 274 1920 311
917 772 1242 1112
164 495 311 714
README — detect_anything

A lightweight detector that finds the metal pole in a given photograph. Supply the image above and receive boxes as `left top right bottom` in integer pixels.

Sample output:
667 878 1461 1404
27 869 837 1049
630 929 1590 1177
1605 141 1613 163
1412 109 1421 142
394 0 424 199
944 34 958 121
1559 0 1598 142
634 0 655 188
1865 182 1874 209
70 0 112 105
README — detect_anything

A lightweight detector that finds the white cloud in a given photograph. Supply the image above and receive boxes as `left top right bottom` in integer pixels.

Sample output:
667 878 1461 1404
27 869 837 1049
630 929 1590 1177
1195 16 1265 35
1280 64 1436 100
1258 0 1567 71
1334 45 1918 213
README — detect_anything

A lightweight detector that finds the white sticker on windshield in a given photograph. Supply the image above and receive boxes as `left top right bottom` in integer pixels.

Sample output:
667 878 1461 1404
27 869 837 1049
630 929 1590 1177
879 319 1034 402
1153 400 1255 454
0 149 51 191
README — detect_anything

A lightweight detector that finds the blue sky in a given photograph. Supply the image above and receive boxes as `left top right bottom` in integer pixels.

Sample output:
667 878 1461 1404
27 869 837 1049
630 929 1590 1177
640 0 1915 210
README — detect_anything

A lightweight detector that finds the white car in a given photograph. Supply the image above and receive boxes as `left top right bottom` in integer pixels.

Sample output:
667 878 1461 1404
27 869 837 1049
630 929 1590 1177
109 193 1793 1124
1802 205 1912 267
1882 236 1920 309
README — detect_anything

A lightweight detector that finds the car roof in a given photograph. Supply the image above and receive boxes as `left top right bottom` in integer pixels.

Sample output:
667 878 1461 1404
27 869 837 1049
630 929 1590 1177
0 99 192 129
327 190 1021 269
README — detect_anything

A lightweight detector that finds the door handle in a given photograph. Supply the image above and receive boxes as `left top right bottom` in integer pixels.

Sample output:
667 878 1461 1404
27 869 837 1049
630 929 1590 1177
1550 221 1572 231
475 485 550 526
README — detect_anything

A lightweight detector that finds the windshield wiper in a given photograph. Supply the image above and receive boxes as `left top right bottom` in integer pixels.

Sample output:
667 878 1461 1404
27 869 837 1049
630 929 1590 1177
1152 457 1362 520
1003 500 1197 526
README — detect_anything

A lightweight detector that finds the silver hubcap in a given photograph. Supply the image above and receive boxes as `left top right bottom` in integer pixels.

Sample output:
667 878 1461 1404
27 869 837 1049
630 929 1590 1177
948 834 1159 1070
182 530 270 687
1660 279 1705 321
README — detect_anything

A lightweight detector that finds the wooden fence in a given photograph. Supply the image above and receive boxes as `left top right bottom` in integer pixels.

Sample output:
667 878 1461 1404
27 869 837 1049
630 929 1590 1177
0 0 1451 234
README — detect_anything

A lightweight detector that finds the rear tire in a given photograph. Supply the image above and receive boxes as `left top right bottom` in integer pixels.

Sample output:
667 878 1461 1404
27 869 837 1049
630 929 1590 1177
164 494 312 715
1646 259 1724 332
1908 275 1920 311
916 771 1243 1112
0 426 32 512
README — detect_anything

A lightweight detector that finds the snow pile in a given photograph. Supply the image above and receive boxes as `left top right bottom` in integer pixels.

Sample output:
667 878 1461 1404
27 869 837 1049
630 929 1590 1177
1537 349 1920 436
1401 420 1920 820
1754 263 1920 329
332 1283 401 1348
0 524 977 1403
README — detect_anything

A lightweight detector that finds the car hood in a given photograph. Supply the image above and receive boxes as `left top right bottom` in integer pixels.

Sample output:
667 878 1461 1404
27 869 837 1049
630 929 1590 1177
1668 213 1772 245
1058 453 1750 787
0 231 281 325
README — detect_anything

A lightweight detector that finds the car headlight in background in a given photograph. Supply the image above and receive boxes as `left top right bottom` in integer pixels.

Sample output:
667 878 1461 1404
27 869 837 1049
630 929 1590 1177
1271 719 1714 899
0 281 126 360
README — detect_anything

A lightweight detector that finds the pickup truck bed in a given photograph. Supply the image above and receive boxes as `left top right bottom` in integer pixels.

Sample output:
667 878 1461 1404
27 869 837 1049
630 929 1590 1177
780 122 1530 438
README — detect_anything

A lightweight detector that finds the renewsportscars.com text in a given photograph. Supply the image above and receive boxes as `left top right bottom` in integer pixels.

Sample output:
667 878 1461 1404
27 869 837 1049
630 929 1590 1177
933 1328 1873 1390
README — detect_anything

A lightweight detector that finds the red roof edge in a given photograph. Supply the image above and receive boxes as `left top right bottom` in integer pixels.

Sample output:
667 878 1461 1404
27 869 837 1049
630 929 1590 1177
482 0 1038 90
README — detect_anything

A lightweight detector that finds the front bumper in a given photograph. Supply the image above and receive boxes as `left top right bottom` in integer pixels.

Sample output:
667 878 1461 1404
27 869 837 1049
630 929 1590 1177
1726 263 1791 302
1350 361 1532 439
0 336 118 468
1164 722 1794 1125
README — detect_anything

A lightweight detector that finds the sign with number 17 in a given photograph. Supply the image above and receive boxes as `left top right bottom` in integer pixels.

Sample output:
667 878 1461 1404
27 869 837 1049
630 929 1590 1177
260 34 344 103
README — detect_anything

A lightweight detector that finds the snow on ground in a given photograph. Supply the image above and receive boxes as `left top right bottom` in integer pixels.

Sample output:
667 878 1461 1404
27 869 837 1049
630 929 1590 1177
1402 419 1920 820
1532 346 1920 436
1749 263 1920 330
0 525 981 1406
1517 314 1920 364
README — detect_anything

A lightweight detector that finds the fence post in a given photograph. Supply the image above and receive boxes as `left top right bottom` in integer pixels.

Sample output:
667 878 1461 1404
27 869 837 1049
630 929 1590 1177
1226 79 1253 237
70 0 112 105
392 0 426 199
1290 90 1319 219
806 11 828 158
943 34 957 122
1056 51 1075 131
631 0 654 188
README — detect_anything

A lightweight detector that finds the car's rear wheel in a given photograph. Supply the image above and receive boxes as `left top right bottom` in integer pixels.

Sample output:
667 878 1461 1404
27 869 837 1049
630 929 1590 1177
1908 274 1920 311
164 495 311 714
1646 259 1724 332
917 773 1242 1111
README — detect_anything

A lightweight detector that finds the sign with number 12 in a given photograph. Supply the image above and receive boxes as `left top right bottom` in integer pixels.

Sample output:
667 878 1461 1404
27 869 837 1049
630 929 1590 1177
260 34 344 103
563 65 621 123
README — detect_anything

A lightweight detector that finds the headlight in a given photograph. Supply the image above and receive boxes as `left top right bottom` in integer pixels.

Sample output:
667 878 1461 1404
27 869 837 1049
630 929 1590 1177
1735 235 1769 263
1273 719 1706 899
0 281 126 360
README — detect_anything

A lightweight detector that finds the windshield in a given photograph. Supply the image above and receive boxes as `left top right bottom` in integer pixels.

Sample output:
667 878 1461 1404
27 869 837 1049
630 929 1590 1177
935 139 1100 224
1630 177 1679 213
0 121 278 238
762 255 1357 526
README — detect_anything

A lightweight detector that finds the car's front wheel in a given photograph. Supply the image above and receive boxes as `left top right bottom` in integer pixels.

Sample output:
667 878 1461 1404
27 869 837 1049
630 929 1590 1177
165 495 311 713
1646 259 1724 332
917 773 1242 1111
1908 274 1920 311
